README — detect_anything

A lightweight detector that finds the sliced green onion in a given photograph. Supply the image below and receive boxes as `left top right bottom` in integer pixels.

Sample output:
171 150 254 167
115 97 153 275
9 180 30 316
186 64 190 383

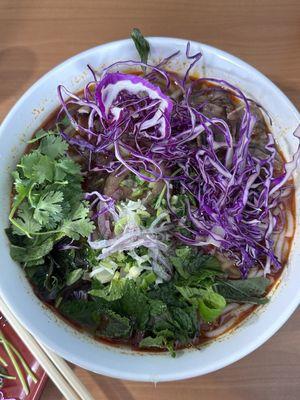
0 356 8 367
0 371 16 380
0 331 29 395
154 185 166 209
7 341 38 384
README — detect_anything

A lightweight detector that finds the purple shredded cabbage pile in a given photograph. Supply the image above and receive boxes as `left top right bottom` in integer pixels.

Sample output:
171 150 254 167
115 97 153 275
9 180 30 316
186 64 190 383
57 45 300 277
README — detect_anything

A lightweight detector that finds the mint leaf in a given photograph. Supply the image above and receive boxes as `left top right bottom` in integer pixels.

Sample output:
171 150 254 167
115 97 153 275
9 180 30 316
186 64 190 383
171 249 222 281
149 299 168 316
175 285 205 302
215 277 270 305
139 336 166 348
139 335 166 348
90 279 126 301
59 300 100 328
117 280 149 330
139 331 175 356
170 306 198 337
97 310 132 339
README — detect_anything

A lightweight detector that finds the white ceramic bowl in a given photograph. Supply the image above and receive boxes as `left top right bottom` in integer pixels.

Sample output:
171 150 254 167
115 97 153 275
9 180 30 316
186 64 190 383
0 38 299 382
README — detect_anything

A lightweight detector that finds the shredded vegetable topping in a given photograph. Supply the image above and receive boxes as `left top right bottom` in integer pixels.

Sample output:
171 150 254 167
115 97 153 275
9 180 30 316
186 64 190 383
57 42 300 278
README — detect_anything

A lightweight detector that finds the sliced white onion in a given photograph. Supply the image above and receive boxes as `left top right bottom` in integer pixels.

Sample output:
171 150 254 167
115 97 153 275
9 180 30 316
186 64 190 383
285 209 294 238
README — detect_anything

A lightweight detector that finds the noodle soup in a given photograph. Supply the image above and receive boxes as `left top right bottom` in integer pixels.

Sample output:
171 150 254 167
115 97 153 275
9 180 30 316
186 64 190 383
6 31 298 355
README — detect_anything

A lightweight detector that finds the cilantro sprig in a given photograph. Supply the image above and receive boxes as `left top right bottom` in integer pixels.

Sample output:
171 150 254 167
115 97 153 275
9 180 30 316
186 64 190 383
8 129 94 264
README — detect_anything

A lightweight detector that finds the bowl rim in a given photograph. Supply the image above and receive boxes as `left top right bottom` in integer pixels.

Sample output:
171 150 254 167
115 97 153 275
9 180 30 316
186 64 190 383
0 36 299 382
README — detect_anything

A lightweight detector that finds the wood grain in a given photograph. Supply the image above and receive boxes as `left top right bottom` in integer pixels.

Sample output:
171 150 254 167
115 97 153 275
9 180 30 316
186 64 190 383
0 0 299 399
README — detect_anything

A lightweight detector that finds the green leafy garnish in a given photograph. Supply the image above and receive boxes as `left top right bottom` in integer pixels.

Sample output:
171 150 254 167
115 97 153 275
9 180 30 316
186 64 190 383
66 268 83 286
39 134 68 159
60 202 94 240
89 279 126 302
98 309 132 339
33 191 64 226
131 28 150 67
171 247 222 283
198 288 226 322
9 237 54 263
59 300 101 328
7 130 94 264
215 277 270 305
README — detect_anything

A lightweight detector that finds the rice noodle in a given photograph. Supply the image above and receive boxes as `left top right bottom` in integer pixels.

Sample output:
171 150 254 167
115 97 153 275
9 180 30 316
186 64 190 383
204 304 253 338
221 302 239 314
284 209 294 237
274 231 285 261
283 241 290 260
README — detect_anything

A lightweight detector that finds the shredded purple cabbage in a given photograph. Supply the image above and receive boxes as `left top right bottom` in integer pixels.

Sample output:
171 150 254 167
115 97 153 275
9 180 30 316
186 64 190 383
57 45 300 277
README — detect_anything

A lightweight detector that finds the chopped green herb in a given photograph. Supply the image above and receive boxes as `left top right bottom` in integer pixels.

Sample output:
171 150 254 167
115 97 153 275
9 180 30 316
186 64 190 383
131 28 150 67
215 277 270 305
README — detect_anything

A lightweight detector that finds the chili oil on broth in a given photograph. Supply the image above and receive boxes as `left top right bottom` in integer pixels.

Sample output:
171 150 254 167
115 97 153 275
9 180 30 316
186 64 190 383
17 72 296 352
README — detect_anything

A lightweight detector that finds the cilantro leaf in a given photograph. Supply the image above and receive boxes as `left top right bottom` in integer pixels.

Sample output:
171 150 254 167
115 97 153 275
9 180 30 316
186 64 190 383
20 151 55 183
10 171 35 224
28 129 56 143
39 134 68 159
33 191 64 226
56 158 81 176
32 154 54 183
20 152 41 179
12 202 42 236
12 171 31 203
60 202 94 240
8 129 94 264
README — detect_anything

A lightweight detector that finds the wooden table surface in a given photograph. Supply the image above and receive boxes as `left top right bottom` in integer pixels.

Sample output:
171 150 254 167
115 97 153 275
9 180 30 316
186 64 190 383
1 0 299 399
